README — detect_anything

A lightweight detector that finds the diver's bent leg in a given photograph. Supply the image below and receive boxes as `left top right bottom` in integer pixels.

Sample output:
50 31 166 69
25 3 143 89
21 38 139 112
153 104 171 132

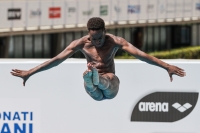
92 67 99 85
84 83 104 101
98 75 110 90
83 70 96 92
101 74 120 99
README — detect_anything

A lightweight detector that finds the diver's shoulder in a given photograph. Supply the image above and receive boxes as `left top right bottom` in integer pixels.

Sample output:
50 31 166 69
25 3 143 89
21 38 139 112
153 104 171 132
106 33 123 44
73 35 90 45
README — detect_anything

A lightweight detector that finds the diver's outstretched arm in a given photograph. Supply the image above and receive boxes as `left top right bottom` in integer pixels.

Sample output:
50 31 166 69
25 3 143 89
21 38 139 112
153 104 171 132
11 39 83 86
116 37 186 82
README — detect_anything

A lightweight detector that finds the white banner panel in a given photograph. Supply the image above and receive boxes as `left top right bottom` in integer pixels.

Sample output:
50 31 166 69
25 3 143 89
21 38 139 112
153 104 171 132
65 0 77 25
157 0 166 19
52 0 65 26
128 0 139 21
27 1 40 28
175 0 184 18
184 0 192 18
12 1 26 28
166 0 175 19
100 0 111 22
40 0 53 27
192 0 200 17
148 0 157 20
89 0 100 18
78 0 89 24
0 60 200 133
138 0 147 20
111 0 119 21
0 99 41 133
0 1 12 29
118 0 128 21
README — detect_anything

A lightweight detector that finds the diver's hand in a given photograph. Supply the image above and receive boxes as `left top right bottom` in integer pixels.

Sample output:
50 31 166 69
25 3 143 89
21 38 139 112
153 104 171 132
166 64 186 82
11 69 30 86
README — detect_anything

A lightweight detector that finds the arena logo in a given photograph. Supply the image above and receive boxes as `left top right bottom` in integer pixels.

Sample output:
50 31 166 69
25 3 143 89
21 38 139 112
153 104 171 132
0 111 33 133
139 102 168 112
131 92 198 122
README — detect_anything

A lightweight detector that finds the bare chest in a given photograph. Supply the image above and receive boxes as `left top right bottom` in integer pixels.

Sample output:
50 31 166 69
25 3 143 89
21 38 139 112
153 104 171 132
81 43 118 63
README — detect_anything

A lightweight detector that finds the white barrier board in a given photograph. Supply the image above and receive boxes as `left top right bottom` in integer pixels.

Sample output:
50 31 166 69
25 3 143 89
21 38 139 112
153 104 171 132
0 59 199 133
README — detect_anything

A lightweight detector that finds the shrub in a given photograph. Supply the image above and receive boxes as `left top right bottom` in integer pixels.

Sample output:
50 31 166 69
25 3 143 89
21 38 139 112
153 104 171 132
115 46 200 59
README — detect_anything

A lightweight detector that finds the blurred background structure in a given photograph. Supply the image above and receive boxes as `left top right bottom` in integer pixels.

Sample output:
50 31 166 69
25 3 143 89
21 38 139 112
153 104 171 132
0 0 200 58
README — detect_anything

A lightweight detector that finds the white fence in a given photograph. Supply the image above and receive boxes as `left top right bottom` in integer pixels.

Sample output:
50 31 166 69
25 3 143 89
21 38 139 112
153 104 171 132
0 0 200 32
0 59 199 133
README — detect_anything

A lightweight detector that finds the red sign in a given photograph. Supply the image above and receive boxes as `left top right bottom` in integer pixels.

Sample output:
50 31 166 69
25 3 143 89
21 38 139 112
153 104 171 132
49 7 61 18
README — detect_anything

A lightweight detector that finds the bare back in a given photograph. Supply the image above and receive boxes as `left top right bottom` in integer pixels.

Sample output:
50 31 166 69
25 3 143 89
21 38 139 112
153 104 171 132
80 34 119 75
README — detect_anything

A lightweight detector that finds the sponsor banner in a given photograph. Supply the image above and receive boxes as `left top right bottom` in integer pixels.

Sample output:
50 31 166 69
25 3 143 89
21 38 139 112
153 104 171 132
184 0 192 17
0 1 12 28
27 1 41 27
40 1 53 26
100 5 108 16
1 61 200 133
147 0 157 20
89 0 100 18
52 1 64 26
100 0 111 22
0 99 40 133
118 0 128 21
157 0 166 19
11 1 26 28
128 0 139 21
78 0 89 24
111 0 119 21
8 8 21 20
166 0 175 19
175 0 183 18
193 0 200 17
49 7 61 18
66 0 77 25
131 92 199 122
138 0 147 20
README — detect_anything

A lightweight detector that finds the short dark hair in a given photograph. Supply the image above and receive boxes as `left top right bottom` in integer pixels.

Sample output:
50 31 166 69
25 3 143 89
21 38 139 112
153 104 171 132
87 17 105 31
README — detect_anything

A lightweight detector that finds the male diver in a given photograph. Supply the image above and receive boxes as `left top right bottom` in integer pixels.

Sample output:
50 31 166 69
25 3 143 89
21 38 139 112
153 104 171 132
11 17 186 101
